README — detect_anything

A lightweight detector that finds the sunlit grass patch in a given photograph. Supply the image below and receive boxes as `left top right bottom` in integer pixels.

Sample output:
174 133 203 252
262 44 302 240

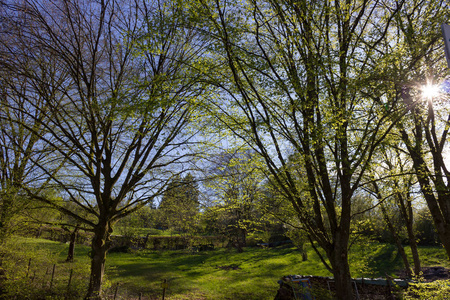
7 237 450 299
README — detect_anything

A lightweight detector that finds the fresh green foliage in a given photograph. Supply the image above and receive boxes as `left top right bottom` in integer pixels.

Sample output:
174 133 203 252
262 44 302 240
203 150 267 251
158 173 200 234
191 0 429 297
114 206 158 238
1 0 210 296
113 227 172 237
1 0 450 298
404 280 450 300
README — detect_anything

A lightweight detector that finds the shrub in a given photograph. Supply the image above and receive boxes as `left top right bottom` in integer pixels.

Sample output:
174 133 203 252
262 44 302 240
403 280 450 300
415 209 440 246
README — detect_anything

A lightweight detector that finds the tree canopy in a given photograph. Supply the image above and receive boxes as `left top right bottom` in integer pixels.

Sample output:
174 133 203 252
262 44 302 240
1 0 450 299
158 173 200 233
0 0 207 298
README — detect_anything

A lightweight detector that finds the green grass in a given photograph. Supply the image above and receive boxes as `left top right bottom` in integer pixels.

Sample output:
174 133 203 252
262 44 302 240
4 237 450 299
0 237 91 299
348 242 450 278
415 245 450 267
104 245 334 299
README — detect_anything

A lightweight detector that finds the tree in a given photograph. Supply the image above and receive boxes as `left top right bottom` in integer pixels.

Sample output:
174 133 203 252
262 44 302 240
374 0 450 259
115 204 155 238
195 0 404 298
0 8 54 244
261 181 311 260
399 82 450 260
0 77 45 244
158 173 200 234
204 150 264 252
370 182 414 278
365 144 422 277
0 0 205 298
53 200 93 262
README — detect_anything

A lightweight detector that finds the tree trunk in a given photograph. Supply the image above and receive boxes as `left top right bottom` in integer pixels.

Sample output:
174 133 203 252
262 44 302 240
66 226 79 262
320 224 353 300
0 193 13 244
435 223 450 260
408 228 421 276
329 243 353 300
85 221 111 300
399 122 450 260
234 228 245 253
402 196 421 276
301 242 308 261
381 204 412 278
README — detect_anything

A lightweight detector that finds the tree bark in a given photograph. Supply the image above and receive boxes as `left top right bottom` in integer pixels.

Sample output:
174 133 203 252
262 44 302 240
329 240 353 300
0 192 13 244
402 132 450 260
66 226 79 263
85 221 112 300
407 227 421 276
436 224 450 259
399 193 421 276
399 91 450 260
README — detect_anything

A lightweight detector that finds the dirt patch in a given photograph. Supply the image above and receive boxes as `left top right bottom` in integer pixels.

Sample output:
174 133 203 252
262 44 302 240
275 275 409 300
216 265 240 270
396 266 450 282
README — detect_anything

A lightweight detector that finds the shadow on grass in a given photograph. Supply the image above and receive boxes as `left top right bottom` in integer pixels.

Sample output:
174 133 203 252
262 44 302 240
105 248 295 299
366 244 403 277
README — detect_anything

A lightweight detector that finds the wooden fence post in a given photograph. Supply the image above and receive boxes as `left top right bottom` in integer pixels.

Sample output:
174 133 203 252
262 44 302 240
113 283 119 300
26 258 32 278
65 269 73 298
161 279 168 300
50 264 56 289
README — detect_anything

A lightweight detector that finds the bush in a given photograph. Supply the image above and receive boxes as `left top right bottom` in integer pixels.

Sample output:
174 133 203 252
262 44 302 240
285 228 308 260
403 280 450 299
415 209 440 246
245 233 259 247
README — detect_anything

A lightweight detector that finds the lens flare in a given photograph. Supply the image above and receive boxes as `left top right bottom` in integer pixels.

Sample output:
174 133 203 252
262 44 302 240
422 84 440 99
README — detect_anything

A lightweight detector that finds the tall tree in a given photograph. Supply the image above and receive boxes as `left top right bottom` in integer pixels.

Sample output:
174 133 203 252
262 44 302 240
375 0 450 259
0 0 205 298
0 6 54 243
204 150 264 252
195 0 404 298
158 173 200 233
365 144 422 276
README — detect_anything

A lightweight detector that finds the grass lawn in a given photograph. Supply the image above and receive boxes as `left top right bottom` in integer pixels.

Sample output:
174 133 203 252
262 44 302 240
105 246 332 299
3 237 449 299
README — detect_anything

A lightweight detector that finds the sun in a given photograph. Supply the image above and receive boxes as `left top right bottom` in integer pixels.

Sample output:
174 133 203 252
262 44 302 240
422 83 440 99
